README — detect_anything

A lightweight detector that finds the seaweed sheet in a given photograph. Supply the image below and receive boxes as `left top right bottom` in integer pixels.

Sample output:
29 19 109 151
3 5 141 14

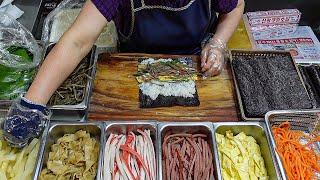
299 65 320 108
139 89 200 108
232 53 312 117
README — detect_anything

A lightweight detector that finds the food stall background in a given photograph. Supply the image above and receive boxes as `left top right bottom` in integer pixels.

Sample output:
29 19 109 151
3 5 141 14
9 0 320 40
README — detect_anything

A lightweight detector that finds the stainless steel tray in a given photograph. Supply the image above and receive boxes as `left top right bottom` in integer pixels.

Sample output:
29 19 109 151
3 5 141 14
34 122 104 180
102 121 158 179
212 121 281 180
265 110 320 180
0 41 46 110
229 50 310 121
44 43 97 121
158 122 218 180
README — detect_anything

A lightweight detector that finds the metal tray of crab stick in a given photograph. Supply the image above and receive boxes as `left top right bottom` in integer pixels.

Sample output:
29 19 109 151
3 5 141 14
103 121 158 180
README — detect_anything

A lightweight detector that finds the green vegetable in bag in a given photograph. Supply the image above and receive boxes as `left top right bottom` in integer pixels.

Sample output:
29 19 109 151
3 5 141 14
0 46 36 100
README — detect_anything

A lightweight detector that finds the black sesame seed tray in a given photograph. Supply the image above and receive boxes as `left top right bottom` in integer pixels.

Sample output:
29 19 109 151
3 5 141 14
230 50 313 121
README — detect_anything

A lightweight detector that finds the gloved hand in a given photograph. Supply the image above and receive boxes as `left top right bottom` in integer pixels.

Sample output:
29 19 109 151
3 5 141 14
201 38 227 77
3 95 51 148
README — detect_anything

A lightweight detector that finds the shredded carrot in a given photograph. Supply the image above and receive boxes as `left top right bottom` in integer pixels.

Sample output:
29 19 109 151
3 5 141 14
272 122 320 180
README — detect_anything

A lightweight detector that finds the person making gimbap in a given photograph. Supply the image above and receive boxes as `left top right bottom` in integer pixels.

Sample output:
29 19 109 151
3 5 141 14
3 0 244 147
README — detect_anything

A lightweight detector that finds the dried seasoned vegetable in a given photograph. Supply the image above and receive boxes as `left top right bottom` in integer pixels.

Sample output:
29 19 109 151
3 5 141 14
48 49 92 106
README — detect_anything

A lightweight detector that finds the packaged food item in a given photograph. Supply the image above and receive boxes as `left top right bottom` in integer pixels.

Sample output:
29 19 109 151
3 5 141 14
0 46 36 100
246 9 301 26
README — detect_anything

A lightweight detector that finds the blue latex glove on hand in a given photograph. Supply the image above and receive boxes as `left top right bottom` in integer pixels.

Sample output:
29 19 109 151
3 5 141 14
3 96 51 148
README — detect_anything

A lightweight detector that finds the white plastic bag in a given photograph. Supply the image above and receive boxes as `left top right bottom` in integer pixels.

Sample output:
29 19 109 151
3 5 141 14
0 12 41 69
42 0 118 48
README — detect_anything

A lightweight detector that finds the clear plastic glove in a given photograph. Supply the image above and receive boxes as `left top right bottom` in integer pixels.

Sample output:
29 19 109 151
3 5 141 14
3 95 51 148
201 38 227 77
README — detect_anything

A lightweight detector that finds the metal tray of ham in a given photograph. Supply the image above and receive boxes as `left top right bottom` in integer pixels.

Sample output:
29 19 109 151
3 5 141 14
103 121 158 179
34 122 104 180
212 122 282 180
158 122 218 180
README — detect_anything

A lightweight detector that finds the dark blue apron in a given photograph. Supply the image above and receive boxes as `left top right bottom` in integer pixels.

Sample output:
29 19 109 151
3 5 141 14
119 0 217 55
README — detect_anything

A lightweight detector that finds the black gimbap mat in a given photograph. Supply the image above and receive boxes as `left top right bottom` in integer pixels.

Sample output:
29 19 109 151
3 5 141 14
231 51 312 119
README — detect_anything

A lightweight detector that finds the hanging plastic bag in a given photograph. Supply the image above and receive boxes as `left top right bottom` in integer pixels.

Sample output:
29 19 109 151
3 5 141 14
42 0 118 48
0 13 41 100
0 13 41 69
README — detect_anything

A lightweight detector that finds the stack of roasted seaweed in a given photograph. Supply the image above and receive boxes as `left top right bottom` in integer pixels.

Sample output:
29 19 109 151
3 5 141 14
232 53 312 117
299 65 320 108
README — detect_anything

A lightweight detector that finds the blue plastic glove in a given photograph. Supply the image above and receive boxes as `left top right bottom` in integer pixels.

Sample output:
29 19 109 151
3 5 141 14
3 96 51 148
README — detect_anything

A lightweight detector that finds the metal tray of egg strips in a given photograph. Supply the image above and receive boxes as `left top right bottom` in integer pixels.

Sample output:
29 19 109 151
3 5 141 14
212 121 282 180
265 110 320 180
229 50 312 121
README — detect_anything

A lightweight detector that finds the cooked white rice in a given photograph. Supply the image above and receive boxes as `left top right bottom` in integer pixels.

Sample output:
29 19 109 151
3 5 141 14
139 80 196 100
140 58 173 65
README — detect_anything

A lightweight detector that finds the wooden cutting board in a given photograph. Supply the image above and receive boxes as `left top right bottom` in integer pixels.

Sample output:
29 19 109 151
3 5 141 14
88 53 239 121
